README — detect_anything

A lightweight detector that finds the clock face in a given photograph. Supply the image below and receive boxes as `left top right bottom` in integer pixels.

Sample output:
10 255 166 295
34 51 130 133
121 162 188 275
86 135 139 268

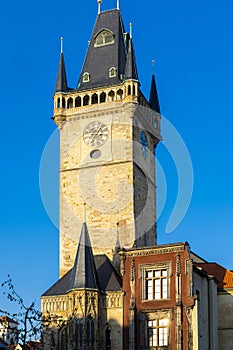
83 121 109 147
140 131 148 158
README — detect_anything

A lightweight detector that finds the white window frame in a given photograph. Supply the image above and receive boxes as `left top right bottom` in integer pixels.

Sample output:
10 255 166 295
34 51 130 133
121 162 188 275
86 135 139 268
109 67 117 77
83 72 90 83
140 262 171 301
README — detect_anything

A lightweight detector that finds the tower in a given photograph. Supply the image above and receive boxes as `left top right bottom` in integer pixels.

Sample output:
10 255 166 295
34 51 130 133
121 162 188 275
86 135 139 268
53 5 161 277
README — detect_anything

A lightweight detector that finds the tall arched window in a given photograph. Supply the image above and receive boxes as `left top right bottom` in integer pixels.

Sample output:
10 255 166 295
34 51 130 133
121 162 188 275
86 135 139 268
95 30 114 47
106 326 111 350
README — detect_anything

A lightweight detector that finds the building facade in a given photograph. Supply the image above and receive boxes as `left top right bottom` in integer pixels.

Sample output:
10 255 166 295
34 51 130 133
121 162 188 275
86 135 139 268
41 1 233 349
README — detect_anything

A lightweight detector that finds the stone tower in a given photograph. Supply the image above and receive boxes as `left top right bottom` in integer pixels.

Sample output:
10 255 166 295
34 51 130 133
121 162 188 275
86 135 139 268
53 6 161 277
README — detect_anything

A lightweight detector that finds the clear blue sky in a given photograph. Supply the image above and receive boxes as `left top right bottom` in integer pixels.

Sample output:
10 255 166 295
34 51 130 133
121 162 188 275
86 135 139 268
0 0 233 312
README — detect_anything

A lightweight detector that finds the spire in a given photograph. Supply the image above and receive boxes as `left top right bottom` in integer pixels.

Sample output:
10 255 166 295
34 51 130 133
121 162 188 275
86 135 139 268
69 222 99 290
149 60 161 114
54 37 68 93
125 25 138 80
97 0 102 14
116 0 120 10
77 10 128 90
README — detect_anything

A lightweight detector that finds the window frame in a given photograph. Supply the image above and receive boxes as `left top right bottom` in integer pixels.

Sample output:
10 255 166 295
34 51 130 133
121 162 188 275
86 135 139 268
140 262 171 301
94 29 115 47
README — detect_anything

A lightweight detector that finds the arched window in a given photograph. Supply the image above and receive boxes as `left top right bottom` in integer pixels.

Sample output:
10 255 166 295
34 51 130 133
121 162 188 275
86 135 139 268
83 72 90 83
100 92 106 103
95 30 114 47
105 326 111 350
83 95 90 106
109 67 117 77
75 96 81 107
57 97 60 108
108 90 115 101
60 327 68 350
117 89 123 100
91 93 98 104
128 85 131 95
67 97 73 109
62 97 66 108
86 316 94 348
133 84 136 95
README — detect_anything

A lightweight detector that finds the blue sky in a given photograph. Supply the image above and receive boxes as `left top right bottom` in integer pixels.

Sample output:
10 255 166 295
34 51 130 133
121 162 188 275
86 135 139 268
0 0 233 312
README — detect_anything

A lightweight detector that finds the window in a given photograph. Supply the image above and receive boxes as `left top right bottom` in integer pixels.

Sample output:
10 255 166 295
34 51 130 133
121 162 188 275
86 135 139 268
95 30 114 47
141 263 170 300
83 72 90 82
146 269 168 300
147 318 169 348
109 67 117 77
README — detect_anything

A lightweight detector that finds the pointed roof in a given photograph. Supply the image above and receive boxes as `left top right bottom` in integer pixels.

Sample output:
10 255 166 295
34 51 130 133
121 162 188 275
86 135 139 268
125 37 138 80
69 222 99 290
54 52 68 93
77 9 128 90
42 254 122 297
149 73 160 114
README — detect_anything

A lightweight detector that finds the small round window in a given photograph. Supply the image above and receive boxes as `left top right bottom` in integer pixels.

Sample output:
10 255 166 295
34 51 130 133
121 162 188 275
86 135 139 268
90 149 101 159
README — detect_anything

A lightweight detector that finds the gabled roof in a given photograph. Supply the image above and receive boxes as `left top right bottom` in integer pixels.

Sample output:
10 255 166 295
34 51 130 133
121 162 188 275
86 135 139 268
54 52 68 93
77 9 128 90
69 222 99 291
195 262 233 289
42 254 122 297
149 73 160 114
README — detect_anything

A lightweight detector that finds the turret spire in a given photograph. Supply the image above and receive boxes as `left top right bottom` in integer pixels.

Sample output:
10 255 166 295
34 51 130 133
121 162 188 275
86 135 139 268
125 27 138 80
149 59 161 114
54 37 68 93
117 0 120 10
97 0 102 14
69 222 99 290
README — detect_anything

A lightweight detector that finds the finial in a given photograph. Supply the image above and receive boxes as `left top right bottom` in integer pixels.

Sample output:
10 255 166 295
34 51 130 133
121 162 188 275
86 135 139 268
60 37 64 54
117 0 120 10
97 0 102 14
152 59 155 75
129 22 133 39
83 202 86 223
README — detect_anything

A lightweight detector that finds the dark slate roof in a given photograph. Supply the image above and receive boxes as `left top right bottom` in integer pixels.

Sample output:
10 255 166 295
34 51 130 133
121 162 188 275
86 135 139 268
77 9 129 90
55 53 68 93
42 254 122 297
125 38 138 80
94 255 122 291
149 73 160 114
69 222 99 290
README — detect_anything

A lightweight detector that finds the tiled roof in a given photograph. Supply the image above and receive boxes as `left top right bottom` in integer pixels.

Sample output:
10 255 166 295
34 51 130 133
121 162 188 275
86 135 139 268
195 262 233 289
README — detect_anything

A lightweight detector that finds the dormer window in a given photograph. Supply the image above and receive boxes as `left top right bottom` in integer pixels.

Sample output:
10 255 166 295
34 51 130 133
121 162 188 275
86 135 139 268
94 30 114 47
83 72 90 82
109 67 117 77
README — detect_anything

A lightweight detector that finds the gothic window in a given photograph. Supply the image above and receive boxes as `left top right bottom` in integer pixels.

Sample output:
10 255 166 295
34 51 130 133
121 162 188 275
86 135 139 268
147 318 169 348
83 95 90 106
86 315 94 348
117 89 123 100
95 30 114 47
100 92 106 103
91 93 98 104
109 67 117 77
105 326 111 350
128 85 131 95
141 263 171 300
108 90 115 101
83 72 90 82
60 327 68 350
75 319 83 350
75 96 81 107
57 97 60 108
67 97 73 109
62 97 66 108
